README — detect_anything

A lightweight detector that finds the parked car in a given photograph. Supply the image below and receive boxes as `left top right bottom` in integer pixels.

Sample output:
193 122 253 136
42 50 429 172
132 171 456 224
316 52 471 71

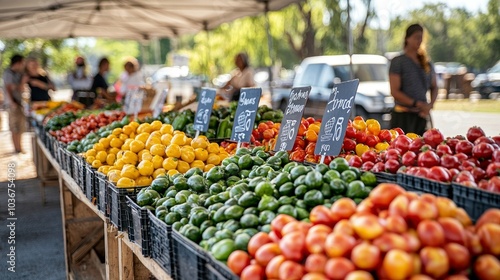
272 54 394 126
471 60 500 99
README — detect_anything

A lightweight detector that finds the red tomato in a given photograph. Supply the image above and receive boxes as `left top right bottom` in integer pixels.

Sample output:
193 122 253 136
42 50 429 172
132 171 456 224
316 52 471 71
361 150 378 163
298 123 308 136
385 159 401 174
471 167 486 182
392 135 412 153
255 243 281 267
466 126 486 143
305 117 316 125
393 127 405 135
258 122 268 133
310 205 337 227
436 144 453 157
343 138 357 152
355 131 367 143
441 154 460 169
228 250 251 276
279 231 306 261
445 137 460 153
401 151 417 167
348 155 363 168
493 136 500 147
406 166 430 177
370 162 386 173
304 254 328 273
361 161 375 171
271 214 297 238
385 149 401 161
486 162 500 178
266 255 285 279
305 142 316 155
294 138 306 150
487 176 500 193
408 137 425 153
455 152 469 162
365 135 380 148
423 128 445 148
262 129 275 140
418 150 441 168
427 166 452 182
378 129 392 142
454 170 476 184
345 126 356 139
290 150 306 162
248 232 272 257
472 143 495 160
240 264 265 280
279 260 305 280
455 140 474 156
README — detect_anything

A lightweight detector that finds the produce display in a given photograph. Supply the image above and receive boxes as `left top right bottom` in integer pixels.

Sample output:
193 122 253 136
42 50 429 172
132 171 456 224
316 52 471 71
228 184 500 280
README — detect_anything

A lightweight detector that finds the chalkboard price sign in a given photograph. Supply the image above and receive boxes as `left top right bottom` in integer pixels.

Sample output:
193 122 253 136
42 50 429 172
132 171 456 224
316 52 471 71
230 88 262 143
274 86 311 152
314 79 359 157
193 88 216 132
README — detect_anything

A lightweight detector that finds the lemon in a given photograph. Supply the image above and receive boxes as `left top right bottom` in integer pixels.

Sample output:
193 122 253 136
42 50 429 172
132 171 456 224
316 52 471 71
162 157 178 170
160 134 173 146
91 159 102 168
122 151 138 165
119 133 129 142
146 136 162 150
110 137 124 148
96 151 107 163
204 164 215 172
86 156 95 164
93 143 105 151
177 160 190 173
166 144 181 158
160 124 174 135
171 133 187 145
167 169 179 176
86 148 97 158
129 121 140 130
122 125 134 135
106 153 116 165
108 147 120 155
137 123 152 134
190 160 205 170
135 132 150 144
116 177 136 188
206 153 221 165
136 176 153 187
207 143 220 154
121 165 140 179
194 148 209 161
108 170 121 183
137 160 154 176
114 158 126 169
153 168 166 179
150 144 166 157
129 140 145 153
150 120 162 131
141 152 153 162
152 155 163 169
99 138 110 149
112 128 123 136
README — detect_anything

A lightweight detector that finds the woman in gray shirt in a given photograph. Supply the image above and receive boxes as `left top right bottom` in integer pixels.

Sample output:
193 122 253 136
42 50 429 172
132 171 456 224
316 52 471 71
389 24 438 135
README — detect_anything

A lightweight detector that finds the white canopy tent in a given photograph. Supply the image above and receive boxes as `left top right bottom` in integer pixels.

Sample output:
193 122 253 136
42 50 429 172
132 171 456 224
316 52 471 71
0 0 301 39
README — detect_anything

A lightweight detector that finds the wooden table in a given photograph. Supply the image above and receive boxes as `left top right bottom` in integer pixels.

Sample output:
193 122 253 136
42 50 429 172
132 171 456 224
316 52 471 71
35 137 172 280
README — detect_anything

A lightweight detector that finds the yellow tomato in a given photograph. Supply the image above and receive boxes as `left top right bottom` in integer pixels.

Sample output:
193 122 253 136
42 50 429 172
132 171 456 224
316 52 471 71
171 133 187 146
121 165 140 179
129 121 140 130
194 148 209 161
108 170 121 183
160 124 174 135
167 169 179 176
136 176 153 187
99 137 110 149
137 123 152 134
116 150 125 159
180 146 195 163
204 164 215 172
98 165 111 175
162 157 178 170
91 159 102 168
135 132 150 144
114 158 126 169
129 132 136 139
375 142 390 152
150 120 162 131
146 137 163 150
86 156 95 164
190 160 205 170
406 133 419 140
109 138 124 149
152 155 163 169
122 125 134 135
153 168 166 178
207 143 220 154
206 153 221 165
141 152 153 162
218 152 228 161
166 144 181 158
112 128 123 136
119 133 129 142
191 137 209 149
161 134 173 146
106 153 116 165
116 177 136 188
121 139 132 150
86 148 97 158
138 149 149 159
137 160 154 176
129 140 145 153
95 151 106 163
176 160 190 173
122 151 138 165
108 147 120 155
185 137 192 145
173 130 184 135
93 143 104 151
150 144 166 157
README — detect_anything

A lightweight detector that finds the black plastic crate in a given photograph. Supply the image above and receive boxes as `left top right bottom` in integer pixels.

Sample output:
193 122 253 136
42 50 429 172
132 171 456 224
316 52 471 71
107 183 144 231
72 155 85 190
148 211 174 276
54 141 63 166
95 172 109 216
126 196 150 257
396 173 452 198
172 229 208 280
205 254 238 280
85 164 96 202
374 172 397 183
452 183 500 221
62 149 73 175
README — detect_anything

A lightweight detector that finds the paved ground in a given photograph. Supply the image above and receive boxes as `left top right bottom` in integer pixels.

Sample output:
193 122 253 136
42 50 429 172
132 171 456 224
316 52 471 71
431 110 500 137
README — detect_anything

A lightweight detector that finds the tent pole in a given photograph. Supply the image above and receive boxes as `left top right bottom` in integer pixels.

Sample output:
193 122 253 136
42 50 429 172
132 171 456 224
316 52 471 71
264 0 274 96
204 21 211 86
347 0 354 80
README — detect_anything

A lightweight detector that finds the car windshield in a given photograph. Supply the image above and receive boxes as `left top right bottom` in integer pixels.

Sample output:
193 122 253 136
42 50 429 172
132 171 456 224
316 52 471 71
489 62 500 74
330 64 388 82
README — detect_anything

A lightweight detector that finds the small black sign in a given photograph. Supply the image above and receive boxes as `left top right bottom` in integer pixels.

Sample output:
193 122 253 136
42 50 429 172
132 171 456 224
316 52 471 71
315 79 359 156
193 88 216 132
274 86 311 152
231 88 262 142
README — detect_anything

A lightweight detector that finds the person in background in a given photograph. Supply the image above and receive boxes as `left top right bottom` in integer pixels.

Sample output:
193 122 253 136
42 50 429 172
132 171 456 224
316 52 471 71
25 57 55 102
221 52 255 101
2 54 28 153
67 56 93 106
91 57 115 101
389 23 438 136
117 58 144 103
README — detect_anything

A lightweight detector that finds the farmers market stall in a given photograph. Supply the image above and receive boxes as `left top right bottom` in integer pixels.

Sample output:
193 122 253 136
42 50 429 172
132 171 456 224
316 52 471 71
30 83 500 280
